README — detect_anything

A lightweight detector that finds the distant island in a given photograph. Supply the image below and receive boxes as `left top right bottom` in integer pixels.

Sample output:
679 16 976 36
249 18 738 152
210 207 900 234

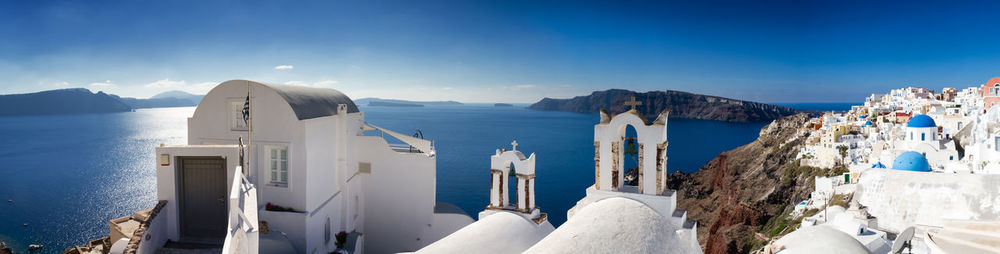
355 97 463 107
0 89 205 117
368 101 424 107
114 90 204 109
528 89 800 123
494 103 513 107
0 88 133 116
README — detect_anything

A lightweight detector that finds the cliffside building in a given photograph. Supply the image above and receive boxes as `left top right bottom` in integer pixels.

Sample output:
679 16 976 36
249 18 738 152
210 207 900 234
115 80 474 254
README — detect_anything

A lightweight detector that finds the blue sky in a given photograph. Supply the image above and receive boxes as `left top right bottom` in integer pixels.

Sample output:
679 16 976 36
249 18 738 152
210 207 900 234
1 1 999 103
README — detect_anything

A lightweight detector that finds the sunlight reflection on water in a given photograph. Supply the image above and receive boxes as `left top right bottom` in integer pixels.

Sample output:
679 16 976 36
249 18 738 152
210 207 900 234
0 107 192 253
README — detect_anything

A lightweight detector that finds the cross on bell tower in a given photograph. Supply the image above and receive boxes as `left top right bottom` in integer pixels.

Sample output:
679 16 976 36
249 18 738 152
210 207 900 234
511 140 519 151
625 96 642 111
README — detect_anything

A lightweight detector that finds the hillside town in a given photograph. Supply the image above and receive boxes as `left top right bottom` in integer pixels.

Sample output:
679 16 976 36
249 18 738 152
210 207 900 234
760 77 1000 253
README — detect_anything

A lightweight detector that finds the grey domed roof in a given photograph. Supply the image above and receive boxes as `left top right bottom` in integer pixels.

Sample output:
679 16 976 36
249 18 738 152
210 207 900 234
259 82 359 120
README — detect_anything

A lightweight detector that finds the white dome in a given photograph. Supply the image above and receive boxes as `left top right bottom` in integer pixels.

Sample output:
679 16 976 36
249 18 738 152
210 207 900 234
524 197 693 254
773 225 870 254
415 211 554 254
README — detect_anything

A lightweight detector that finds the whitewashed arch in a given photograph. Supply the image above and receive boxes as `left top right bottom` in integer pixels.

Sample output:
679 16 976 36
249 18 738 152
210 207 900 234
488 148 537 213
594 109 670 195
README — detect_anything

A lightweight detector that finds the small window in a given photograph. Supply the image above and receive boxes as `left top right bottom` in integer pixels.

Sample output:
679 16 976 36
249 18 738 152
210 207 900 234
921 133 925 141
229 101 249 130
268 146 289 186
949 156 954 160
996 137 1000 152
910 132 914 140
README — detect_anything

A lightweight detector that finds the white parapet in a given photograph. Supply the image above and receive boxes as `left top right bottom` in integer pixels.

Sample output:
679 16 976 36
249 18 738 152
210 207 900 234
223 166 259 254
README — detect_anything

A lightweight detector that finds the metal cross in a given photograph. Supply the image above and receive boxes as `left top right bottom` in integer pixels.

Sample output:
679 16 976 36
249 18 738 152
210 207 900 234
511 140 518 151
625 96 642 111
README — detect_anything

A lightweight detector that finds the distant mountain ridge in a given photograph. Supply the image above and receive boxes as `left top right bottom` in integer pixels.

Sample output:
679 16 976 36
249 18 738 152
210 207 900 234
0 89 207 117
355 97 463 106
115 90 204 108
528 89 800 123
0 88 133 116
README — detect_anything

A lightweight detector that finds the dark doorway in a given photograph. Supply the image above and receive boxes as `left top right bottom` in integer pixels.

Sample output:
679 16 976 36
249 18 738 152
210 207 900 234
178 157 228 240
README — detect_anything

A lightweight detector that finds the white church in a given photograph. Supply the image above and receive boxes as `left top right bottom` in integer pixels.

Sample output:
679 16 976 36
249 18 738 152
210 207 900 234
100 81 703 254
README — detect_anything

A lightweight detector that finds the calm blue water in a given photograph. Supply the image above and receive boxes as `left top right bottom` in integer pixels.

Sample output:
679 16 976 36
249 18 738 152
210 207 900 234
0 105 766 253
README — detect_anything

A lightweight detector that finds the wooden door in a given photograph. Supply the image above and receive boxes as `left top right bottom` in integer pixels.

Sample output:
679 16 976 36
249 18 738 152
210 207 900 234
179 157 228 238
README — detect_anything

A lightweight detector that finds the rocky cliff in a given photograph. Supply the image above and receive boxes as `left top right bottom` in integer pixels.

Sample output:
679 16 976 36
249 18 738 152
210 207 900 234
0 88 133 116
528 89 799 123
667 113 841 253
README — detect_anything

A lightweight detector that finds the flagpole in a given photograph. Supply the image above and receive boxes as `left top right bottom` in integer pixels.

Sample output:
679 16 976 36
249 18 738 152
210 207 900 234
247 81 253 180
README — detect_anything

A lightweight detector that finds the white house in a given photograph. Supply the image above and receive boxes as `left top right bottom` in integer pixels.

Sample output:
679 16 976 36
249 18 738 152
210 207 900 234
123 80 473 254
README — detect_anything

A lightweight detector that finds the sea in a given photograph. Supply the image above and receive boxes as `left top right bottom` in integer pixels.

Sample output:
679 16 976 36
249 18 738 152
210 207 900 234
0 104 775 253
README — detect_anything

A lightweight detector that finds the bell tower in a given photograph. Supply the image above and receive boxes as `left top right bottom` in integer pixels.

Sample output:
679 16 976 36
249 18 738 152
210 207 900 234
593 98 670 195
483 140 545 222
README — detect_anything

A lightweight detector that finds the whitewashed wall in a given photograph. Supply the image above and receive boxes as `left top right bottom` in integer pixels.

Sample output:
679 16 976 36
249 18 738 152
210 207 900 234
855 169 1000 233
355 135 438 253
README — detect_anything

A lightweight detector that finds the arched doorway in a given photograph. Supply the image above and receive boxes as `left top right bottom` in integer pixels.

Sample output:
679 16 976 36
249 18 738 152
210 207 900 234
623 125 640 188
508 164 518 207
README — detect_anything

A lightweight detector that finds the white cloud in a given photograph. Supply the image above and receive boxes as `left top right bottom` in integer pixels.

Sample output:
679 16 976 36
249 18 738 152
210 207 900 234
274 65 294 70
89 80 114 87
284 80 339 87
313 80 338 87
143 79 217 95
144 79 185 89
514 84 536 89
88 80 115 93
442 87 453 90
284 80 307 86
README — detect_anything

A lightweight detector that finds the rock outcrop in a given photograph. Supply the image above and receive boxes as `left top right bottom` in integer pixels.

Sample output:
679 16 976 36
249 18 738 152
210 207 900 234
667 113 837 253
528 89 799 123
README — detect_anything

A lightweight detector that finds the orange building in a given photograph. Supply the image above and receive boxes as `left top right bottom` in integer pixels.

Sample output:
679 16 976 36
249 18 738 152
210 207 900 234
983 77 1000 110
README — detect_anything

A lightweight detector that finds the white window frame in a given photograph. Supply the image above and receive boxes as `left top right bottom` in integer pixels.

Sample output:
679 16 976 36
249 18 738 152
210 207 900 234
229 99 249 131
266 145 289 187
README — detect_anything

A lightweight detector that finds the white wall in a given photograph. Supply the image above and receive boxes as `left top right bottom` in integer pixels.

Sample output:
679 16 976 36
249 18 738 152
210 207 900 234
356 135 438 253
855 169 1000 233
137 204 169 254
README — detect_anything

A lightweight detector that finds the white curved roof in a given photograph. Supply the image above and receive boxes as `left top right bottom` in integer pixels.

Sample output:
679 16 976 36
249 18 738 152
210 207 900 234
523 197 693 254
773 225 870 254
415 211 554 254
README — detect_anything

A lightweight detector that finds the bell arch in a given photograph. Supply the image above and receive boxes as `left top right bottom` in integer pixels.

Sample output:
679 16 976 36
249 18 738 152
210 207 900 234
594 106 669 195
488 141 537 213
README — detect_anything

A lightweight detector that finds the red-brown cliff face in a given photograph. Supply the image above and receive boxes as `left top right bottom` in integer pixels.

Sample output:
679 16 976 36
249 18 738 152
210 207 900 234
667 113 823 253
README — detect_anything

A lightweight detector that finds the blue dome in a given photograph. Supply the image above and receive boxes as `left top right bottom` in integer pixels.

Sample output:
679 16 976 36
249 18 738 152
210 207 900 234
865 121 873 126
907 114 936 128
892 151 931 172
871 161 886 168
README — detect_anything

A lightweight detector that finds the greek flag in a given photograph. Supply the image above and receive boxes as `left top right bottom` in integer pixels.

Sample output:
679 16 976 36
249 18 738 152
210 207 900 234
242 93 250 125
